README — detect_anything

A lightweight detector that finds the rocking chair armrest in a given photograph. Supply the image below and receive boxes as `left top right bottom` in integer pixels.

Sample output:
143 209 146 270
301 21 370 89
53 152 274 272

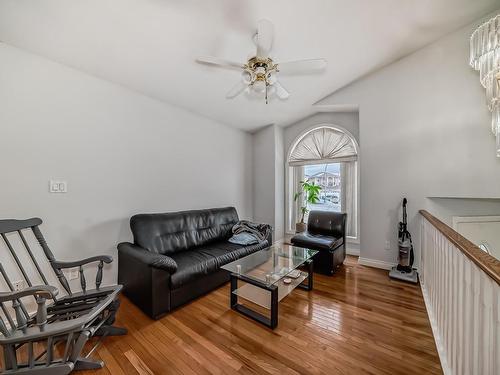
52 255 113 269
0 285 59 303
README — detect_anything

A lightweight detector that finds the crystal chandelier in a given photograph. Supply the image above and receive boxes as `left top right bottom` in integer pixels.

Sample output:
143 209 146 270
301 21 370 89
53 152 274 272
470 14 500 157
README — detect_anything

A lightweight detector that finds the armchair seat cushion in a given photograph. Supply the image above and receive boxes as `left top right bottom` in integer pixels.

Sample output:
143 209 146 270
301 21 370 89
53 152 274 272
291 231 343 252
169 240 268 289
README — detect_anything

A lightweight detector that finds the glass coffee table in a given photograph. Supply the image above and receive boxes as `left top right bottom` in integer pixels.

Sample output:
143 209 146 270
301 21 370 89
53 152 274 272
221 244 318 329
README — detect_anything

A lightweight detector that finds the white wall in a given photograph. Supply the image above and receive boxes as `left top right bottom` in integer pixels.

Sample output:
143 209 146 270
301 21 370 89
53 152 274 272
428 197 500 260
252 125 276 227
427 198 500 226
316 12 500 267
252 124 285 241
274 126 285 240
0 43 253 288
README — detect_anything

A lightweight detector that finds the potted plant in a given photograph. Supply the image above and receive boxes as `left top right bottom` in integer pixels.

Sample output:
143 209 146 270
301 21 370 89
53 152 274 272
293 180 321 233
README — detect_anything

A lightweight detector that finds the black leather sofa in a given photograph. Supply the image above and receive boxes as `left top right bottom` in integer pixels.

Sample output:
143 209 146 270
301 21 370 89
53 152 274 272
118 207 271 319
291 211 346 275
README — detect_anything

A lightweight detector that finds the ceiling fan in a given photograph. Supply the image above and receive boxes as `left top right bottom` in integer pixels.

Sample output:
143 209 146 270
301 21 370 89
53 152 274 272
196 19 327 104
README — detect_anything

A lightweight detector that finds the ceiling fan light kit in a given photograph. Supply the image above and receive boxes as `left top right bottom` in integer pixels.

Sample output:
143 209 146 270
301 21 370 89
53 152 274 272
196 19 327 104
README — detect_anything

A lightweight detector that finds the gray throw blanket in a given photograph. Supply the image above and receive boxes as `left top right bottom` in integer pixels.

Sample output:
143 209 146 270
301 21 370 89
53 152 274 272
229 220 271 245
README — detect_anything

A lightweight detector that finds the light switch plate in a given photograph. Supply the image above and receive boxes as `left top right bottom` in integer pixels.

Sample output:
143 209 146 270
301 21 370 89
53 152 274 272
49 180 67 193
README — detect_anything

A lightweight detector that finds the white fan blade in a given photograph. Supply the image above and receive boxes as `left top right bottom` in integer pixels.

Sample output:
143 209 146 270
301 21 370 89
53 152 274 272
196 56 244 70
226 81 248 99
256 19 274 58
277 59 327 75
273 81 290 100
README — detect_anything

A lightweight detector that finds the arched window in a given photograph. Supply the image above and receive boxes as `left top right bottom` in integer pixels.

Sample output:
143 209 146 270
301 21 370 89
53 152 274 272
286 125 359 239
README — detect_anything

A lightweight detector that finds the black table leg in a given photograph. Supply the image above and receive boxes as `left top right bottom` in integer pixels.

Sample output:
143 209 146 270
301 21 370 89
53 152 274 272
298 259 314 291
230 273 279 329
270 286 278 329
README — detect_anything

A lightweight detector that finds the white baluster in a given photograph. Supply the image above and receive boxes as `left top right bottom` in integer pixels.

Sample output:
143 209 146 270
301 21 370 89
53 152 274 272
495 292 500 373
482 275 493 375
472 270 481 374
463 257 469 375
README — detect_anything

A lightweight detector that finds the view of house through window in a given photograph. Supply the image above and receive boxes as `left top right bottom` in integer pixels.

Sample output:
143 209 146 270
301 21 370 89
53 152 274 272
304 163 341 214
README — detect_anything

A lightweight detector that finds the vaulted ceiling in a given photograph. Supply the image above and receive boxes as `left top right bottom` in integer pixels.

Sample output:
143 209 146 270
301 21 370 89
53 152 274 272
0 0 498 131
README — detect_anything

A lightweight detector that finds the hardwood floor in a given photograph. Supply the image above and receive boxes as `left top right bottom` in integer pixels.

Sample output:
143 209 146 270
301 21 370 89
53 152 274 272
80 256 442 375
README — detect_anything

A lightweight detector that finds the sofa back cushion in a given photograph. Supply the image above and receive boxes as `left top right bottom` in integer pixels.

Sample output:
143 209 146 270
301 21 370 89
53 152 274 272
130 207 239 254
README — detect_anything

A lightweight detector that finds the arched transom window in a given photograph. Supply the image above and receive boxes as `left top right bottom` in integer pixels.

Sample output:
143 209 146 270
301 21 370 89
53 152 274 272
289 127 358 165
287 125 359 239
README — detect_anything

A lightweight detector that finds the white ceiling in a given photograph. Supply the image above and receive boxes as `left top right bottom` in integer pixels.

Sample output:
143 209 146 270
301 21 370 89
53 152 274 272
0 0 498 132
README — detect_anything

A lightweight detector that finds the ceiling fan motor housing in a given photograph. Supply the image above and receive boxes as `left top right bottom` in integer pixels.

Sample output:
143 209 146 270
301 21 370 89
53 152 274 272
245 57 277 86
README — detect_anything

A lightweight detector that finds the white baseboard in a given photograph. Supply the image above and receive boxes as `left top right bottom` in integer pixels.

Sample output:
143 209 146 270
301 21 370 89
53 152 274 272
419 282 451 375
357 257 396 270
346 242 360 256
346 248 360 256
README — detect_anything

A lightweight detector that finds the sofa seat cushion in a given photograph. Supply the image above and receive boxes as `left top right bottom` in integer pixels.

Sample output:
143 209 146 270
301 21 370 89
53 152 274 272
291 231 343 251
169 240 268 289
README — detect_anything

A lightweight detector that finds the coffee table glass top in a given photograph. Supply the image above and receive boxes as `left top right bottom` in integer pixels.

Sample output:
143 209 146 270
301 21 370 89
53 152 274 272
222 244 318 286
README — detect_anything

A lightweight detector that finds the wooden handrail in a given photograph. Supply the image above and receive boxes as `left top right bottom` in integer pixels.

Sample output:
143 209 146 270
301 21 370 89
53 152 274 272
420 210 500 285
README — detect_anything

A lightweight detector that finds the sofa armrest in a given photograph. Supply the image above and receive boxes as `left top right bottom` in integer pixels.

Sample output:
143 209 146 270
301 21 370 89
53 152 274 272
117 243 177 273
117 242 173 319
264 225 273 245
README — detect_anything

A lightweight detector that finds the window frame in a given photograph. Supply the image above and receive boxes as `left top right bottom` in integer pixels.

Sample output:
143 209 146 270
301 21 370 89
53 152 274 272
285 124 360 243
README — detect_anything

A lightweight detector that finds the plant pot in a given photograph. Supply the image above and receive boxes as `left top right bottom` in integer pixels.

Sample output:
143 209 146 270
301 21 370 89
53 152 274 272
295 222 307 233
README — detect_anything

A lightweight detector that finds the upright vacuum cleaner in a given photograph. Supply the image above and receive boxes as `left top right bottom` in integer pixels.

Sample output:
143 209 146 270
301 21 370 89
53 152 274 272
389 198 418 283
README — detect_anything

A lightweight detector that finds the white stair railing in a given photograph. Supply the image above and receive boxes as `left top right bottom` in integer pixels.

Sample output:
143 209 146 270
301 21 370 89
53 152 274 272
420 211 500 375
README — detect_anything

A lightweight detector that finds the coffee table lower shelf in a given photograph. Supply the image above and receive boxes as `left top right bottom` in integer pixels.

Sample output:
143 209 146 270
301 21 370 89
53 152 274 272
229 259 313 329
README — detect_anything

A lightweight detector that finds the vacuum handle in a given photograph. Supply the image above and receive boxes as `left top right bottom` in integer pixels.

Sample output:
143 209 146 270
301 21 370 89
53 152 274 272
402 198 408 225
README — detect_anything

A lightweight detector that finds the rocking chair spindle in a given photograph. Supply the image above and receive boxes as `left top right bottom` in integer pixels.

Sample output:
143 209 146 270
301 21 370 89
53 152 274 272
35 296 48 329
17 230 49 285
79 266 86 294
1 234 33 287
96 261 103 290
0 319 8 337
0 263 30 320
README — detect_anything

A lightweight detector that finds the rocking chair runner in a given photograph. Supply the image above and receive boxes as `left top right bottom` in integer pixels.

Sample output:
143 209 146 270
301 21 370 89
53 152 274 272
0 218 127 374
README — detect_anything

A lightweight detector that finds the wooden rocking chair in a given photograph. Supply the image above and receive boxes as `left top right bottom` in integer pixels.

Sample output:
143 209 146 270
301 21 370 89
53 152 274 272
0 218 127 374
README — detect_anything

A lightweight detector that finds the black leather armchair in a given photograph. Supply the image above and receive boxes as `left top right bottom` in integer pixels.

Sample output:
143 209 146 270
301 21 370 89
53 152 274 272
291 211 347 275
